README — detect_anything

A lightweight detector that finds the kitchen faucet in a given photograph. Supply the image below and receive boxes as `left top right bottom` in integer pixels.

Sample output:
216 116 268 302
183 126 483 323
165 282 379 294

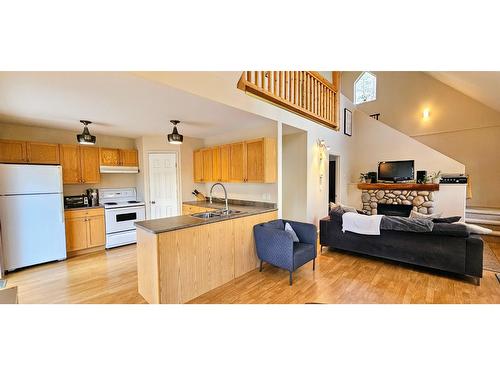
209 183 229 213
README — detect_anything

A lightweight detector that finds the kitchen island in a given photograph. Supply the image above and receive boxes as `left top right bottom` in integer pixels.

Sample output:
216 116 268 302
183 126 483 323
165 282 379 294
134 200 277 304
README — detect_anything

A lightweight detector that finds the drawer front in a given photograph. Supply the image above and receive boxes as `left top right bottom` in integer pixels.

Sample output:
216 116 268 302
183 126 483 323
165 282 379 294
65 208 104 219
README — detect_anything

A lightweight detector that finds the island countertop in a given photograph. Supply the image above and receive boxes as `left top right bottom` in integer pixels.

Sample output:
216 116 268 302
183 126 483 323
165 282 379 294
134 199 277 234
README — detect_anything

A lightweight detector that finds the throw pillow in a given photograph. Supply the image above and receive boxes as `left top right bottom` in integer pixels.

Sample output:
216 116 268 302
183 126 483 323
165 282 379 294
329 204 345 215
452 222 492 235
340 204 357 213
409 210 442 220
285 222 300 242
432 216 461 224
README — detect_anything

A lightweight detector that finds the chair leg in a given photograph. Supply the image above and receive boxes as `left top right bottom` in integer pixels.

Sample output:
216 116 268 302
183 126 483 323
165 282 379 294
259 260 263 272
289 271 293 286
313 258 316 271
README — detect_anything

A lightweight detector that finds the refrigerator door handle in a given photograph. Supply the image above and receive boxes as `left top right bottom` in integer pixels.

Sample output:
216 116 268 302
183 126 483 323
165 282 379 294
60 195 65 223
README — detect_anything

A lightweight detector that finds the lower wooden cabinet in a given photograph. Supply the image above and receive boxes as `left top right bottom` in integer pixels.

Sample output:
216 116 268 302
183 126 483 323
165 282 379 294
64 208 105 256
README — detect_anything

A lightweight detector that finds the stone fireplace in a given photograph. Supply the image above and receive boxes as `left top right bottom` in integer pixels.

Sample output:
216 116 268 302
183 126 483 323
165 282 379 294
358 183 438 216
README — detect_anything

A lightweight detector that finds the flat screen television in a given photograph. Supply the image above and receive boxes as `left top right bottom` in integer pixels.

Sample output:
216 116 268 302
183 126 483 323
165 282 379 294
378 160 414 182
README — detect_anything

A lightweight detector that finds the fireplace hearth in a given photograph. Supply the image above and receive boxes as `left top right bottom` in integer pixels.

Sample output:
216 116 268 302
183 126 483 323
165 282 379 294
377 203 412 217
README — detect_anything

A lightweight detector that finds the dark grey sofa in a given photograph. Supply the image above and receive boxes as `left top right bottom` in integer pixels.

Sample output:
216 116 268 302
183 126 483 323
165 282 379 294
319 214 483 285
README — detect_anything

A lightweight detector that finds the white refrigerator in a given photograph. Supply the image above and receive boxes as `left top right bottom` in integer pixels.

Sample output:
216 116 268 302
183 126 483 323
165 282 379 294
0 164 66 272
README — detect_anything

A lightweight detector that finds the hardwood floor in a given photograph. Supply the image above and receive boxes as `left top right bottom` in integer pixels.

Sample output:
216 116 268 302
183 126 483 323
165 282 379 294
4 241 500 304
5 245 146 304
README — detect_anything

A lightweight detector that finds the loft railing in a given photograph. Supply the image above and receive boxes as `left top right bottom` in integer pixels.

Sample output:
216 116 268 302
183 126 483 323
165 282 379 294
237 71 340 130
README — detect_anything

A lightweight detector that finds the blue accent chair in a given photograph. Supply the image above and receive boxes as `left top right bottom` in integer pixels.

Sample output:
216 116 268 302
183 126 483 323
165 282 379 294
253 219 318 285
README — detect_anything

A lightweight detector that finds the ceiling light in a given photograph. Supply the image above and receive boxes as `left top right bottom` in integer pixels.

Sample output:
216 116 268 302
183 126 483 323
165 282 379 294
77 120 96 145
167 120 183 144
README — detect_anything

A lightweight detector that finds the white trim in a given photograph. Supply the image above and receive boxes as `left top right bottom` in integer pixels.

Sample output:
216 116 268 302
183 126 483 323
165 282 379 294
147 150 181 219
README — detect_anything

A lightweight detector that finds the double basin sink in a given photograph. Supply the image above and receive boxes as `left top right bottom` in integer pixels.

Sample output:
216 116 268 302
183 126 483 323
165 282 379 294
191 209 244 219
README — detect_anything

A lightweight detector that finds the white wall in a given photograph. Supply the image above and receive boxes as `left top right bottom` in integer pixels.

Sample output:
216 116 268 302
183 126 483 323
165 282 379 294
282 131 307 221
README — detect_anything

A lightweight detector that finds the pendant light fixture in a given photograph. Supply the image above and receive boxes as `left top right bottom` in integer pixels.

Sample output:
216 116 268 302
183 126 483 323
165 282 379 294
167 120 183 144
77 120 96 145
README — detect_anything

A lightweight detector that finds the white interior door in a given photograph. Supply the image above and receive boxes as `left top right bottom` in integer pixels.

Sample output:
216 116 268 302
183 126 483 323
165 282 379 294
148 153 179 219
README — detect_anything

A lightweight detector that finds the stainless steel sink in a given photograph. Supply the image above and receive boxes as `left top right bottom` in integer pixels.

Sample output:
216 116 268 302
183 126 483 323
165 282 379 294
191 211 222 219
191 209 244 219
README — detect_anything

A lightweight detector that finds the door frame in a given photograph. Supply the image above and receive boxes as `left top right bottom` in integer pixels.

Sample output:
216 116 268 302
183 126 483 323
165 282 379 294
328 154 340 205
147 151 182 219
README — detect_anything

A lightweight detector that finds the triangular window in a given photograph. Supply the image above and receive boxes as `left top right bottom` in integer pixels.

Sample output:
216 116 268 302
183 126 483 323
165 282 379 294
354 72 376 104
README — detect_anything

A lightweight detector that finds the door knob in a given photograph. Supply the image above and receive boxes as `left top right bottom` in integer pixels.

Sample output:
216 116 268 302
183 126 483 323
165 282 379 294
151 201 156 204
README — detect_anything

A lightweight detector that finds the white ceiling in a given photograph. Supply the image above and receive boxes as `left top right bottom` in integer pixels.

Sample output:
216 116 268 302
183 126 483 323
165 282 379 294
0 72 274 139
427 71 500 113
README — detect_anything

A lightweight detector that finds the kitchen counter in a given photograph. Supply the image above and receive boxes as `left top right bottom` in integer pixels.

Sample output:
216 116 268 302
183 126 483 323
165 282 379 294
135 199 278 303
64 205 105 211
135 199 276 234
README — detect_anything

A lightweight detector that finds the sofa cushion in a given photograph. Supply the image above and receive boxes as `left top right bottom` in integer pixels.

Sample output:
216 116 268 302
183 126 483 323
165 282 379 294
431 223 469 237
262 219 284 230
293 242 316 268
433 216 461 223
380 216 434 232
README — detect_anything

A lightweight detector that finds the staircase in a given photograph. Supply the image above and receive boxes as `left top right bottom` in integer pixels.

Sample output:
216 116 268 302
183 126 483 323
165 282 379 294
466 207 500 241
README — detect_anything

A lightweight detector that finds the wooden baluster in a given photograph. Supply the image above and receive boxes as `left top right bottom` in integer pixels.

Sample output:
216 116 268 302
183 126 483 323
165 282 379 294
279 71 283 98
260 71 265 89
294 72 298 105
254 71 259 86
273 71 278 96
246 71 251 82
267 71 272 92
300 72 304 108
305 73 309 111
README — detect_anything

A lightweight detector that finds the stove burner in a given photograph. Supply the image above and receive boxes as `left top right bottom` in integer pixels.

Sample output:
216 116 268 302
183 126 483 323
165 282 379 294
105 202 118 205
128 200 140 204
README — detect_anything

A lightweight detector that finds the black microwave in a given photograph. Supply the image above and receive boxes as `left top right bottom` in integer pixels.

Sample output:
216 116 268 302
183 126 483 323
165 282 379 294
64 195 89 209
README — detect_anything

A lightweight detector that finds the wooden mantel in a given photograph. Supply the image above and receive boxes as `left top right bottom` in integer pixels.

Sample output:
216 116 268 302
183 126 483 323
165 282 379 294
357 183 440 191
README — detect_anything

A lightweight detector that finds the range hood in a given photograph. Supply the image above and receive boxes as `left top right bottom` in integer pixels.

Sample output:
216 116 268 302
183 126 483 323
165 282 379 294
100 166 139 174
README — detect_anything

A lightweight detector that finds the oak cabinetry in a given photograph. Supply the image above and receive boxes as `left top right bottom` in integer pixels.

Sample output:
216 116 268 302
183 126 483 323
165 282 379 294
229 142 245 182
99 148 120 166
193 138 276 184
64 208 105 256
0 140 28 163
212 147 221 182
219 144 230 182
27 142 60 164
193 149 204 182
60 145 100 184
120 149 139 167
99 148 138 167
0 139 60 164
202 148 213 182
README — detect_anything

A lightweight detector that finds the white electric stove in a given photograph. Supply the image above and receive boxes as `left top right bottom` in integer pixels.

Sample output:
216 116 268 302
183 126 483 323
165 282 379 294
100 188 146 249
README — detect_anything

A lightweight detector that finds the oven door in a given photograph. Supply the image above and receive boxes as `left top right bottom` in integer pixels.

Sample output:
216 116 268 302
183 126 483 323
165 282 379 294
105 206 145 234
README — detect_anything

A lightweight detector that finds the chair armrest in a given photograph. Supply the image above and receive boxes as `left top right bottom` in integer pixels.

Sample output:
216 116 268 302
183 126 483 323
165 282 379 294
253 225 294 270
286 220 318 245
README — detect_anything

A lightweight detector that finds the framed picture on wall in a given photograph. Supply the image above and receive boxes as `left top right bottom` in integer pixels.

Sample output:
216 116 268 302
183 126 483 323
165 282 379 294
344 108 352 136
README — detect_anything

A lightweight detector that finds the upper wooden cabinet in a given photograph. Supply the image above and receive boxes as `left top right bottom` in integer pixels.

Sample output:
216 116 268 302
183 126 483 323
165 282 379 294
27 142 60 164
229 142 245 182
193 137 276 184
202 149 213 182
0 139 27 163
99 148 120 166
60 144 100 184
80 146 100 184
99 147 138 167
120 149 139 166
193 149 203 182
220 144 230 182
0 139 60 164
